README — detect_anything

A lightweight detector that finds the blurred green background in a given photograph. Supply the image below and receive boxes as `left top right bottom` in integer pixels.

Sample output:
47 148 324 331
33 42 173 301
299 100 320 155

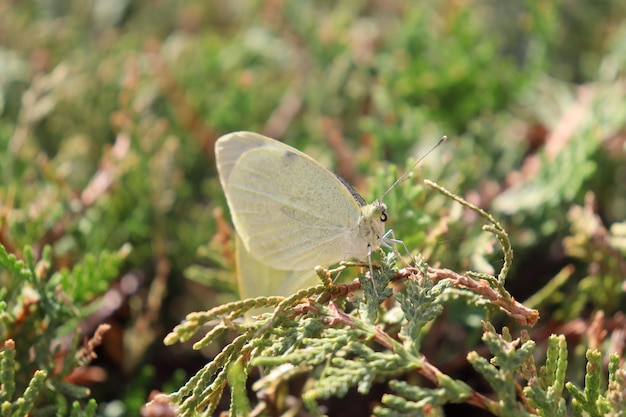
1 0 626 415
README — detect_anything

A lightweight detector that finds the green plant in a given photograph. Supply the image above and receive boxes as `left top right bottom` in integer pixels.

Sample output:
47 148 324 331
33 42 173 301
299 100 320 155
2 1 626 415
164 176 626 416
0 243 126 415
164 183 541 416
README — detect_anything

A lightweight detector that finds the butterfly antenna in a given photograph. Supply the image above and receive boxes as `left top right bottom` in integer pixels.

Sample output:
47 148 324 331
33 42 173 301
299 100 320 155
380 135 447 202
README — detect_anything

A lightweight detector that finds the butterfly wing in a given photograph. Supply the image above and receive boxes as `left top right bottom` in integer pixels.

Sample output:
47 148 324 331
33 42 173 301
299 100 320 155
235 235 320 300
216 132 366 270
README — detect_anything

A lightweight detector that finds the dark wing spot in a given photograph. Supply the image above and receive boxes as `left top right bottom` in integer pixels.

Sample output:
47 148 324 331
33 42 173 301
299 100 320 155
282 151 298 166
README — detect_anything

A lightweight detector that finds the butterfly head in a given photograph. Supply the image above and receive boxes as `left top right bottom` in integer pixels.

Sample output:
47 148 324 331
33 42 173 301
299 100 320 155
359 200 387 249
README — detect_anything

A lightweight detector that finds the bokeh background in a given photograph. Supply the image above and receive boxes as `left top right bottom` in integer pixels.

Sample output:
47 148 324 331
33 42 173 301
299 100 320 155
1 1 626 415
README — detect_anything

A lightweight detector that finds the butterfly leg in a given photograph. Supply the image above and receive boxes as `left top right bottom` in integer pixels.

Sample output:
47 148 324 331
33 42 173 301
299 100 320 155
366 244 380 298
380 229 412 267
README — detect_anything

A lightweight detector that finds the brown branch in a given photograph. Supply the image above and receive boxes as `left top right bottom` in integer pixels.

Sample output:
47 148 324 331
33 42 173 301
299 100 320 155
425 266 539 327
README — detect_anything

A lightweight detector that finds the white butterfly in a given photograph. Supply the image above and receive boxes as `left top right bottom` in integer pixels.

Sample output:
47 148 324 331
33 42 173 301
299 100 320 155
216 131 445 274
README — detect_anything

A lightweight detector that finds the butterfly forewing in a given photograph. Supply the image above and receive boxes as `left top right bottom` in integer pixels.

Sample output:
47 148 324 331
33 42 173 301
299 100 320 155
216 132 368 270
